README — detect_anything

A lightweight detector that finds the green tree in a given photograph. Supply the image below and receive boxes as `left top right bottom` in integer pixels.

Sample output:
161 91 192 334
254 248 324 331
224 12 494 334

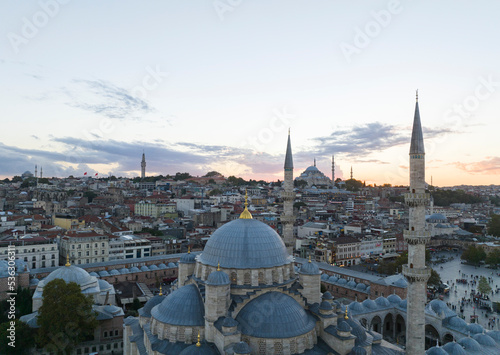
488 214 500 237
82 191 97 203
208 189 222 196
11 176 23 183
428 269 442 286
294 180 307 188
204 171 221 177
344 179 363 192
174 172 192 181
478 276 492 296
486 249 500 268
0 320 35 354
461 245 486 265
36 279 98 355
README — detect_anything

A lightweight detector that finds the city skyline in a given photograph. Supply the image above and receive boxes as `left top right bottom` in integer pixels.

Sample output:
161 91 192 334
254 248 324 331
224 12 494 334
2 1 500 186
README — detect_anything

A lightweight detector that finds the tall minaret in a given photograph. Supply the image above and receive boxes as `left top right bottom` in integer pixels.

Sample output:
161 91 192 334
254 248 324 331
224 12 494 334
40 166 43 179
35 165 37 178
403 91 431 354
141 151 146 179
282 130 296 255
331 155 335 185
350 166 353 180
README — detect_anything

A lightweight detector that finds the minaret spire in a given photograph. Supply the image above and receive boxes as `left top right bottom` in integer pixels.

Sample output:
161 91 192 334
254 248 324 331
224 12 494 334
410 91 425 155
314 158 316 167
331 155 335 186
282 131 296 254
350 166 353 180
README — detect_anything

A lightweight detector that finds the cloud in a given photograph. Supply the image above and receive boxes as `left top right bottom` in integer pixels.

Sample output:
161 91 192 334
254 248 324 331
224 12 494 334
453 157 500 175
63 79 153 120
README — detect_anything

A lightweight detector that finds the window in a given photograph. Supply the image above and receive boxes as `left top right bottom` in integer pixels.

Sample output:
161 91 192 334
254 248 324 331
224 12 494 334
102 250 105 255
102 242 105 247
78 252 81 257
104 331 107 337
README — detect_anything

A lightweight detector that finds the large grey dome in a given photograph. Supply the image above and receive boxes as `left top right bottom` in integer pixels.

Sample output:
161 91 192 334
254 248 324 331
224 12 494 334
235 292 316 338
199 219 291 269
44 265 94 286
151 284 205 326
138 294 166 318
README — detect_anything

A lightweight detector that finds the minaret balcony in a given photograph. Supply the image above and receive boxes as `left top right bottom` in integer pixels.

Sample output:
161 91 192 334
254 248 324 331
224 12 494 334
281 191 296 200
404 193 430 207
402 265 431 283
403 230 431 245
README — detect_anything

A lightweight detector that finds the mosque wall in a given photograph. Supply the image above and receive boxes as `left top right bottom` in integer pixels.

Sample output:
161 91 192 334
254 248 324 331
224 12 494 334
241 327 318 355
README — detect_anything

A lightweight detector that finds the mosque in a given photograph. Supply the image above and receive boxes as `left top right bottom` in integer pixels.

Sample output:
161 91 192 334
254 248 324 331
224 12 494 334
295 158 333 188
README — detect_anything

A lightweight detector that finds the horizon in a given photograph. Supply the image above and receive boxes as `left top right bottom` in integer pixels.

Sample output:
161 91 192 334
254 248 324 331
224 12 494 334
2 1 500 186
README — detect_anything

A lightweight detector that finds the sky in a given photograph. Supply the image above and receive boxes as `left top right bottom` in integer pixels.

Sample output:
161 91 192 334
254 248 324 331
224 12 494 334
1 0 500 187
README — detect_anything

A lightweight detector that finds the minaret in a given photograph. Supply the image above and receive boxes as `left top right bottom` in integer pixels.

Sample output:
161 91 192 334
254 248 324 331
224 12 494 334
331 155 335 185
403 91 431 354
40 166 43 179
141 151 146 179
35 165 37 178
350 166 353 180
282 130 296 254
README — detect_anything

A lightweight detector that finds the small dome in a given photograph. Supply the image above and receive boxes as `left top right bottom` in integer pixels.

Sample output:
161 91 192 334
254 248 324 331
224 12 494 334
206 270 230 286
350 346 367 355
222 317 238 328
387 294 402 303
322 291 333 300
139 294 166 318
329 275 339 283
321 274 329 281
467 323 484 334
99 270 110 277
375 296 390 307
366 286 370 293
427 213 447 223
158 263 167 269
337 278 347 285
98 279 112 290
109 269 120 276
119 268 130 274
362 299 377 310
345 317 369 346
199 219 291 269
233 341 251 354
394 278 408 288
426 347 447 355
458 337 482 351
356 283 367 291
399 299 407 309
320 301 333 311
140 265 150 272
89 271 99 277
446 316 467 331
149 264 159 270
30 278 40 286
300 260 320 275
347 280 357 288
349 302 365 312
236 292 316 338
473 333 496 347
167 262 177 268
129 266 140 273
151 284 204 326
487 331 500 341
337 320 352 333
442 342 466 355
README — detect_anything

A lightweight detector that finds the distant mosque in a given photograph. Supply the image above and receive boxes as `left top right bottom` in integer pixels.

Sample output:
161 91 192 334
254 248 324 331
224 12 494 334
295 158 334 188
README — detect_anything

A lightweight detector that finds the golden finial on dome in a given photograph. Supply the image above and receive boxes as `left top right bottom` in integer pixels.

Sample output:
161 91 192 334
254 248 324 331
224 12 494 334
159 285 163 296
308 255 312 263
196 330 201 347
217 262 221 271
344 307 349 320
65 253 70 267
239 189 253 219
188 245 191 254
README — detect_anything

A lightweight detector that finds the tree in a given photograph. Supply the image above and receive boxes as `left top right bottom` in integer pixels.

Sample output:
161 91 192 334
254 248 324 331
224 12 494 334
461 245 486 265
486 249 500 268
11 176 23 183
208 189 222 196
82 191 97 203
204 171 221 177
488 214 500 237
478 276 492 296
174 172 192 181
294 180 307 188
428 269 442 287
36 279 98 355
0 320 35 354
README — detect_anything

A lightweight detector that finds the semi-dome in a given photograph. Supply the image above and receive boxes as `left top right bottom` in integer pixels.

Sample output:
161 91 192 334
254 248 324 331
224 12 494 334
235 292 316 338
442 342 466 355
199 219 291 269
44 265 94 285
151 284 205 326
139 294 166 318
206 270 230 286
299 260 320 275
